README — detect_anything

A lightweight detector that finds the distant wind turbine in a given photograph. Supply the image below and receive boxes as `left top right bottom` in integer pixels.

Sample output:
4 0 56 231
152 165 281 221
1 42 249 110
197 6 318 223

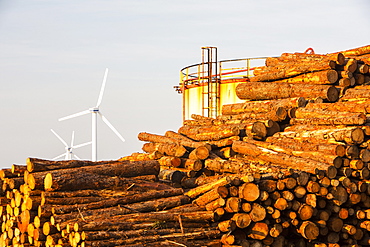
51 129 92 160
58 68 125 161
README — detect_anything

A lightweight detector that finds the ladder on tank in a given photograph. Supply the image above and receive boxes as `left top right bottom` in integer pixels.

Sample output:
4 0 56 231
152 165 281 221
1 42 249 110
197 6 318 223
201 47 220 118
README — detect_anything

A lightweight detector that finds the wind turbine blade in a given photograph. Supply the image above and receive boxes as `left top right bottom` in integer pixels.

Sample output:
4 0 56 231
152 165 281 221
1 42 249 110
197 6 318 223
96 68 109 107
53 153 66 160
99 113 125 143
71 131 75 147
73 154 81 160
51 129 68 147
59 110 90 121
73 141 92 149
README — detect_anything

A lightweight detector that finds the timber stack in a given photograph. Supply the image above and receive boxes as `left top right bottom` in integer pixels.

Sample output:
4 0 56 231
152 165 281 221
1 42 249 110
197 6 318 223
135 44 370 246
0 159 221 246
1 44 370 247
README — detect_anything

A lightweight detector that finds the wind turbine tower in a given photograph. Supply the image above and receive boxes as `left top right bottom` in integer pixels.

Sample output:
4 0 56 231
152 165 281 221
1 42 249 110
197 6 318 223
58 68 125 161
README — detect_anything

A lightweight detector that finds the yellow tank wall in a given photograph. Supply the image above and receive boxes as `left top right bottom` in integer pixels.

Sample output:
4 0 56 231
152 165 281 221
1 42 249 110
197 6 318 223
184 86 203 120
183 82 244 120
219 82 244 108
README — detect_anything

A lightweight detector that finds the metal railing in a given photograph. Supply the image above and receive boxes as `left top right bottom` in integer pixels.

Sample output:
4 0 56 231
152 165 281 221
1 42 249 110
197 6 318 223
175 56 270 93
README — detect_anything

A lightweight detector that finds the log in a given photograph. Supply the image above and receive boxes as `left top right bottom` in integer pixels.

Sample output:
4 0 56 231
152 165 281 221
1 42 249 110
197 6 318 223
299 221 319 240
51 188 184 215
141 142 187 157
222 97 306 115
181 159 203 172
268 52 345 65
158 156 181 168
231 213 251 228
178 125 240 141
251 59 336 81
265 136 346 157
274 125 365 145
26 157 112 173
119 151 164 161
239 182 260 202
336 45 370 57
189 145 210 160
290 116 366 126
185 176 232 199
269 70 338 85
43 160 160 191
44 173 170 192
340 88 370 101
82 229 221 246
235 82 339 102
232 140 336 177
292 108 366 125
164 131 212 149
53 195 192 225
247 222 269 240
244 138 343 169
158 169 184 184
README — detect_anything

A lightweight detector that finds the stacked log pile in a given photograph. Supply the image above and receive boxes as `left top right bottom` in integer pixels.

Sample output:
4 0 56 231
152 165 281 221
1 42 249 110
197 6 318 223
134 45 370 246
2 44 370 247
0 159 221 247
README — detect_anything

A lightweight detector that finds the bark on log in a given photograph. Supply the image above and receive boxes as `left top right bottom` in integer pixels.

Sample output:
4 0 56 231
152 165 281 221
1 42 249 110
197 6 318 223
252 59 336 81
119 151 164 161
43 173 169 192
274 125 365 145
269 70 338 85
219 107 287 122
232 140 336 177
265 136 346 157
340 88 370 101
185 176 232 199
292 108 366 125
53 195 192 225
164 131 212 149
267 52 345 66
235 82 339 102
189 146 210 160
82 229 222 246
244 138 342 169
141 142 187 157
222 97 306 115
335 45 370 57
178 125 240 141
26 157 113 173
51 188 184 215
43 160 160 191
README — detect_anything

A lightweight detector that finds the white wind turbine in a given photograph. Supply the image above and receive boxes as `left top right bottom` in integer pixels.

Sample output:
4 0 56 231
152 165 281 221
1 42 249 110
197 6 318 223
51 129 92 160
58 68 125 162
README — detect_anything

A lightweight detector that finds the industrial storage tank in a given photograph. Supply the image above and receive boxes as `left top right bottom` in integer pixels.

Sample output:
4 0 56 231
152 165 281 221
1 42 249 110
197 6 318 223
175 47 268 121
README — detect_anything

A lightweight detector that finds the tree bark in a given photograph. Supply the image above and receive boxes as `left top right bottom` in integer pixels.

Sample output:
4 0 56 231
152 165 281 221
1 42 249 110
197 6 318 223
236 82 339 102
270 70 338 85
178 125 240 141
141 142 187 157
222 97 306 115
51 188 184 215
265 136 346 157
275 125 365 145
232 140 336 177
42 160 160 191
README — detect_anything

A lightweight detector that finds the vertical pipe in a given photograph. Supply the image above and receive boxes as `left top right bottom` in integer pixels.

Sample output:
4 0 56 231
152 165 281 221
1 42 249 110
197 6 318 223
92 112 97 162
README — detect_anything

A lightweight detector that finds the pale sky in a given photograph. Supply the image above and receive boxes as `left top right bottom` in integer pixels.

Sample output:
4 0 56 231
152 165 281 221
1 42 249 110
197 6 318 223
1 0 370 168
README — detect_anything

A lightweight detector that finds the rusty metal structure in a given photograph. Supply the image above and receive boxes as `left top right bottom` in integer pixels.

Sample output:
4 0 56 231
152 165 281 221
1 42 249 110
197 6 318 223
176 47 269 121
